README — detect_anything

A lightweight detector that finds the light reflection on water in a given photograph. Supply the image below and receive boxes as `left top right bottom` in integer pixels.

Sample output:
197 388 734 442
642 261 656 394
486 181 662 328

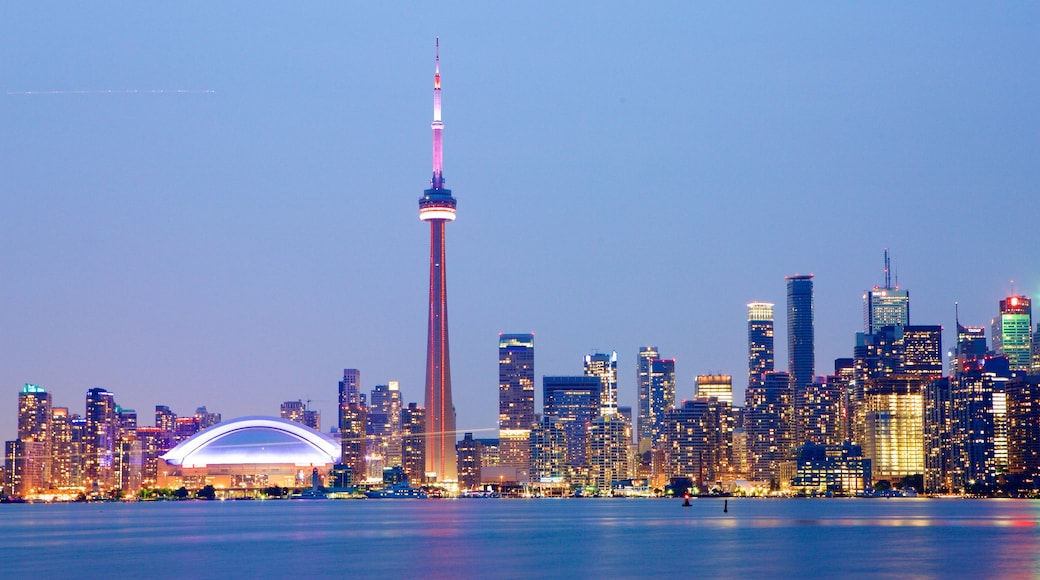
0 499 1037 578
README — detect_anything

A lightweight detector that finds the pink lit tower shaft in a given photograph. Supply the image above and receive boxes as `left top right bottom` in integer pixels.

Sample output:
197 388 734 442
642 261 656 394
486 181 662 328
419 38 457 482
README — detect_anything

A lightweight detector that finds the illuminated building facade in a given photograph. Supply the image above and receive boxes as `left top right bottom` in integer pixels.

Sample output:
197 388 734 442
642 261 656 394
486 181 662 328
787 275 815 432
530 418 569 489
158 417 339 490
951 370 1009 490
370 382 403 469
400 402 426 485
584 350 619 415
456 432 482 490
923 377 955 493
744 371 792 484
499 333 535 480
747 302 775 390
645 358 676 452
790 441 871 494
696 375 733 405
858 376 924 482
797 378 843 446
543 376 601 476
16 384 52 493
993 296 1033 371
636 346 659 452
85 387 117 490
338 369 367 478
1007 375 1040 489
50 407 74 489
863 250 909 334
663 398 734 488
588 413 633 491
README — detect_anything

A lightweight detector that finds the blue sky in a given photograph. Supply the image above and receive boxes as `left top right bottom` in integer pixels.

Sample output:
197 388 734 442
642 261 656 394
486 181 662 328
1 3 1037 441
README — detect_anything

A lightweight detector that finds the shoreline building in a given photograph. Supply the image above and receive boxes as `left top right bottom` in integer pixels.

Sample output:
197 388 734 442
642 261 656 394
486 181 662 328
419 39 458 483
499 333 535 482
585 351 619 416
637 346 660 452
993 296 1032 371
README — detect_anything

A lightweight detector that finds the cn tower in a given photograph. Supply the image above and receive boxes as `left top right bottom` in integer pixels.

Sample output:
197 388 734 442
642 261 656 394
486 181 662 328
419 38 457 482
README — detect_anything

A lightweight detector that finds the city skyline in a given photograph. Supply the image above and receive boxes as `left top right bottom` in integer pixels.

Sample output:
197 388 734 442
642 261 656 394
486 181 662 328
2 3 1038 442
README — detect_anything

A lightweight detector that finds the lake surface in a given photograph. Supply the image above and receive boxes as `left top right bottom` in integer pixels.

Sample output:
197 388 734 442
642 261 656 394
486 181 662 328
1 498 1038 578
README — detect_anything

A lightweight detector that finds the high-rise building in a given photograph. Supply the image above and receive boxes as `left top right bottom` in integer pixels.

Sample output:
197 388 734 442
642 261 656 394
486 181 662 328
796 378 842 446
901 325 943 379
786 274 815 394
993 296 1033 371
13 384 52 495
1006 375 1040 489
530 418 569 489
50 407 74 490
636 346 660 452
640 357 673 453
369 382 403 469
951 369 1010 490
499 333 535 480
587 413 633 491
84 387 117 490
744 371 792 484
584 351 619 416
747 302 775 390
1031 324 1040 374
194 406 221 430
863 250 909 334
695 375 733 405
923 377 954 493
401 402 426 485
280 400 307 424
543 376 601 475
857 376 925 482
954 306 988 374
419 40 458 483
456 432 483 491
338 369 367 479
663 398 734 488
155 405 177 451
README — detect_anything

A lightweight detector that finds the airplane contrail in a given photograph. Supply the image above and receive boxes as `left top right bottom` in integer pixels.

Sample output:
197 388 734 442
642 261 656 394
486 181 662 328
5 89 216 95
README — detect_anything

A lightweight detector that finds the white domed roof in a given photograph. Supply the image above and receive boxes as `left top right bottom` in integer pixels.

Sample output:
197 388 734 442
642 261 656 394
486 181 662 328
161 416 339 468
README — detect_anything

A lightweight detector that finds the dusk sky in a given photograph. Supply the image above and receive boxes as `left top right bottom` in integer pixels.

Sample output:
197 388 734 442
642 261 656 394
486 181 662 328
2 3 1037 441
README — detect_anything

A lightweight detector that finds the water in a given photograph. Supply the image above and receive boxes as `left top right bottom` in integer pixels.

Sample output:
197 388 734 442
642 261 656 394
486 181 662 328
1 498 1038 578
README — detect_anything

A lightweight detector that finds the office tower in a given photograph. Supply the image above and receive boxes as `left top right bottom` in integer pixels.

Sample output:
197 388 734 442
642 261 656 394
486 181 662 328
786 274 815 394
84 387 117 490
419 40 459 483
368 382 403 472
695 375 733 405
584 351 619 416
456 433 482 490
338 369 367 478
748 302 775 390
744 371 792 484
641 357 675 453
636 346 659 452
114 406 140 492
530 417 569 489
499 333 535 479
857 376 925 482
993 296 1033 371
588 413 633 491
663 398 734 488
13 384 52 495
401 402 426 485
543 376 601 475
50 407 73 489
954 305 988 374
863 250 909 334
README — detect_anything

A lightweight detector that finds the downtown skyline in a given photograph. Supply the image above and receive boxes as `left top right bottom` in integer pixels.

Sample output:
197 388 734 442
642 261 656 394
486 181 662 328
2 3 1038 443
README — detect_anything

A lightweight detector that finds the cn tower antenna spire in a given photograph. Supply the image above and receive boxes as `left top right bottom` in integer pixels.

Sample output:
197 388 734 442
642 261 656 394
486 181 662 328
431 37 444 190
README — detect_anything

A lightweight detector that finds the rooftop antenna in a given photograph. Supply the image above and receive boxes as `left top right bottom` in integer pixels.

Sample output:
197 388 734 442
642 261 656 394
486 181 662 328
883 248 892 290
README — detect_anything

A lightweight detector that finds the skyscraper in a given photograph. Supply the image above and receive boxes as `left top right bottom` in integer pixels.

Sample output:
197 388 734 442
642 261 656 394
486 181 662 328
370 382 403 469
696 374 733 405
584 351 618 415
499 333 535 479
636 346 659 452
84 387 117 490
338 369 366 478
646 358 676 452
543 376 601 474
401 402 427 485
993 296 1033 371
786 274 815 393
419 39 458 483
863 250 909 334
747 302 775 390
16 384 52 494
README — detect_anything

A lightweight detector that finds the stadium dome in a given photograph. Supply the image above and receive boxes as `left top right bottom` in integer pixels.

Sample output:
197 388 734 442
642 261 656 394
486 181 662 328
161 416 339 468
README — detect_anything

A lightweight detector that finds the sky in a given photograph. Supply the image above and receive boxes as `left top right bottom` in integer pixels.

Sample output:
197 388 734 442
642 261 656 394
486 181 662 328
1 3 1038 442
